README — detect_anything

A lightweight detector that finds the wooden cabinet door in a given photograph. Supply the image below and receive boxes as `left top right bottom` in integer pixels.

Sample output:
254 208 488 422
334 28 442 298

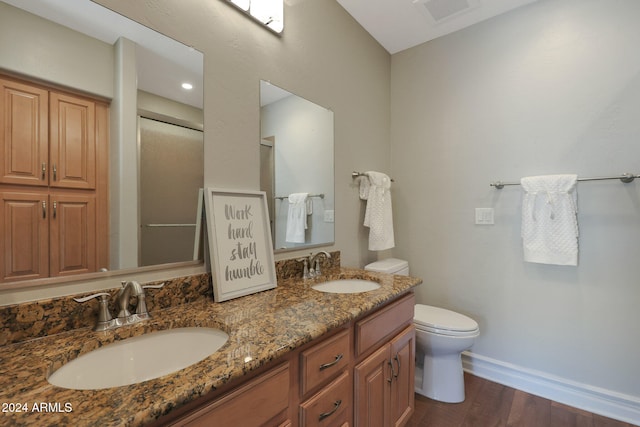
354 344 391 427
389 325 415 427
49 92 95 190
0 78 49 186
49 192 96 277
0 191 49 281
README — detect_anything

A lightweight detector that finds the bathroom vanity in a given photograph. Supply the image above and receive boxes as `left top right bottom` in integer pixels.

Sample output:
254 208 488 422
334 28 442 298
160 293 415 427
0 265 420 427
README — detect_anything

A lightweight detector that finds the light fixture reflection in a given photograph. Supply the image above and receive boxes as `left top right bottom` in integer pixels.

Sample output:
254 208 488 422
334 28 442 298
182 82 193 90
230 0 250 11
225 0 283 34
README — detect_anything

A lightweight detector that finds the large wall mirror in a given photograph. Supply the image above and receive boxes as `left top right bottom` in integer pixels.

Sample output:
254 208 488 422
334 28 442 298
260 81 334 252
0 0 204 286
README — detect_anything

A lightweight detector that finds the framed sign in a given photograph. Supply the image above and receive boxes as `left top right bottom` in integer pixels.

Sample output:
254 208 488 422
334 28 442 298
204 188 277 302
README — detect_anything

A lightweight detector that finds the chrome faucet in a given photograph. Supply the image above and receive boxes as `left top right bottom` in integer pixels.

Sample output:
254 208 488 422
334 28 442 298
309 251 332 277
118 280 148 321
297 251 332 279
74 281 164 331
296 256 312 279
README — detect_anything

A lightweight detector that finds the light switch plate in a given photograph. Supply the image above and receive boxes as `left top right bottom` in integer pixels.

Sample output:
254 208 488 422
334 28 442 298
324 210 335 223
475 208 494 225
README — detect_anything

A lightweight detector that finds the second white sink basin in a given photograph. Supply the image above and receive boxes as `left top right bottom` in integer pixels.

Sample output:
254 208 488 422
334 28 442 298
48 327 229 390
312 279 380 294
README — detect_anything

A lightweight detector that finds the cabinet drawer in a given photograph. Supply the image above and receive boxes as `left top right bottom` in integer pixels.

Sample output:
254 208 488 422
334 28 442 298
301 329 351 396
300 370 351 427
355 293 415 356
175 363 290 427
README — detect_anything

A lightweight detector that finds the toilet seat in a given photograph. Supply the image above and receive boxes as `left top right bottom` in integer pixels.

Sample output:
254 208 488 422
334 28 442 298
414 304 479 337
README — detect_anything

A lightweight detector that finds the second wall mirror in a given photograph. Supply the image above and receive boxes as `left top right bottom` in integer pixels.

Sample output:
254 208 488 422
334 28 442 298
259 81 334 252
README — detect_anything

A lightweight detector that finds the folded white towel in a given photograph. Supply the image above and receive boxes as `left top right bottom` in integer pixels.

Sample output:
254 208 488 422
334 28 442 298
521 174 579 266
285 193 308 243
359 171 395 251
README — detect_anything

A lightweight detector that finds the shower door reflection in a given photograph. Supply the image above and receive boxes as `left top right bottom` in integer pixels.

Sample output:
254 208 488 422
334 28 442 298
139 117 204 266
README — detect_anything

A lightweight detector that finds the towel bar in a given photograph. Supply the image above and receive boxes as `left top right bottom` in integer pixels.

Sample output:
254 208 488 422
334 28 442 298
490 173 639 189
274 193 324 200
352 171 395 182
145 223 196 227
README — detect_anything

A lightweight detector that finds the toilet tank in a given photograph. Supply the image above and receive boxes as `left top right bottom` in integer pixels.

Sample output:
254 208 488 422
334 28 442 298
364 258 409 276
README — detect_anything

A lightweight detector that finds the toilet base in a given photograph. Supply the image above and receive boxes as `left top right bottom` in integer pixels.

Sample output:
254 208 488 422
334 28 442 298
415 353 466 403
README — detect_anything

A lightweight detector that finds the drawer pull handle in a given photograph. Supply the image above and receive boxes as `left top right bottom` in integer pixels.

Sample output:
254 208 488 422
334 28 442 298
41 162 46 180
318 399 342 421
319 353 343 371
42 200 46 219
388 359 394 383
393 354 400 379
52 164 57 181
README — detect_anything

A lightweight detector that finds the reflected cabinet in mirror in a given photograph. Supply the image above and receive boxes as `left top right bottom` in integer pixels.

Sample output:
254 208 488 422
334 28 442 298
0 0 204 286
260 81 334 252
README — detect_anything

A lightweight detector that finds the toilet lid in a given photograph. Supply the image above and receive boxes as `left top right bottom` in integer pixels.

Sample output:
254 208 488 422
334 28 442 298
414 304 478 333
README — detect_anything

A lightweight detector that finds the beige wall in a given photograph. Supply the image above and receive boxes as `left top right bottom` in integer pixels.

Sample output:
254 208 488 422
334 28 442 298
391 0 640 410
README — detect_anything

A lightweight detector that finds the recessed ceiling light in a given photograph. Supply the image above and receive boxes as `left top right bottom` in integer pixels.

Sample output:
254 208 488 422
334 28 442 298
182 83 193 90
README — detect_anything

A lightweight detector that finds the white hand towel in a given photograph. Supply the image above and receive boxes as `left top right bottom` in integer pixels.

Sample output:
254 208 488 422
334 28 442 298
305 198 313 216
285 193 308 243
521 174 579 266
359 171 395 251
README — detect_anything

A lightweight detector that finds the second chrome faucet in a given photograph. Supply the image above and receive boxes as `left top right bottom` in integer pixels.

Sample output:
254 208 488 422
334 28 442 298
297 251 332 279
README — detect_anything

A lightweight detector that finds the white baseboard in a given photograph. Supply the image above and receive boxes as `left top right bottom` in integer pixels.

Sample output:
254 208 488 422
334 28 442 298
461 352 640 426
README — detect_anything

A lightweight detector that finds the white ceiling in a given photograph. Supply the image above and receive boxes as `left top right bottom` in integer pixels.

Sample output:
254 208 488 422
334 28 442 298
335 0 539 54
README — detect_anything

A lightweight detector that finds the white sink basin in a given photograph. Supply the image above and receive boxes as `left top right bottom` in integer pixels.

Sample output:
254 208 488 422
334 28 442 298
312 279 380 294
48 327 229 390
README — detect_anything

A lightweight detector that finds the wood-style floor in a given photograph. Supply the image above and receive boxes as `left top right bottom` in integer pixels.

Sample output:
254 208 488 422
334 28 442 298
408 373 637 427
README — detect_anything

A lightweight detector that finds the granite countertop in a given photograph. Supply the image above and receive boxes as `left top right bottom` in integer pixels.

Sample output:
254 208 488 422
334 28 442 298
0 268 421 427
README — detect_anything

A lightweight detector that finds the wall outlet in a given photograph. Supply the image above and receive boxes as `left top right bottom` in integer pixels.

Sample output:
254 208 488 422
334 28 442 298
324 210 335 223
475 208 494 225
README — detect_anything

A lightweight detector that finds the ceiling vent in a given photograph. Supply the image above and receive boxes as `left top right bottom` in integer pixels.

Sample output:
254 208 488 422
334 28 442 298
413 0 480 24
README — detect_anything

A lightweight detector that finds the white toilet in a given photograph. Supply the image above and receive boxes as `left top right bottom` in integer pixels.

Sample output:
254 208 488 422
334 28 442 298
364 258 479 404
